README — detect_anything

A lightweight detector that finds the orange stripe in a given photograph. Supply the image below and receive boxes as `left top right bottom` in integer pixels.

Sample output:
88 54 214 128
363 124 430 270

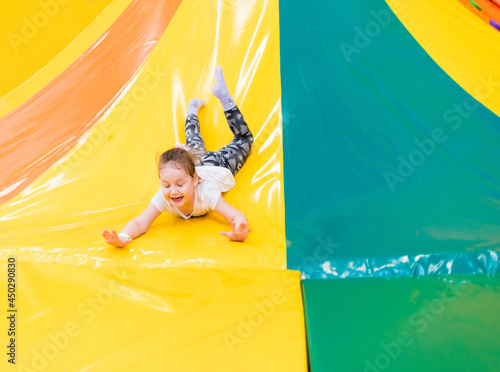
458 0 490 21
0 0 182 205
475 0 500 22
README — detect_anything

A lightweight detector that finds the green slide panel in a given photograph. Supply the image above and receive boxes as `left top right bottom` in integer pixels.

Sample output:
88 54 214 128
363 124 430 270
302 276 500 372
279 0 500 277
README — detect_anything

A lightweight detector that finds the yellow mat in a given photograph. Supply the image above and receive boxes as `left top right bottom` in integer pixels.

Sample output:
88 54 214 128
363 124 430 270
0 263 306 371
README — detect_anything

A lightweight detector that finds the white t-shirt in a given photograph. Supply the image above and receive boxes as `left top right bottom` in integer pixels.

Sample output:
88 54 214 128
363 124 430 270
150 166 235 219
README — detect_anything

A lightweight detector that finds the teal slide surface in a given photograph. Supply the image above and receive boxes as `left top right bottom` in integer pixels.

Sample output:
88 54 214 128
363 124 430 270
280 0 500 278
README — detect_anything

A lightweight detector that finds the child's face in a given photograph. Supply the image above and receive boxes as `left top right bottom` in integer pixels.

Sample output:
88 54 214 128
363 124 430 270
159 165 198 209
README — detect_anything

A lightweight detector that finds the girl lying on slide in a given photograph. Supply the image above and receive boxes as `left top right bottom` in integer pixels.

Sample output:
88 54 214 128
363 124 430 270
103 66 253 247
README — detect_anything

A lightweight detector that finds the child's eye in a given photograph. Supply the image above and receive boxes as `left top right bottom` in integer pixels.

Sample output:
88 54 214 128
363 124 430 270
164 185 170 188
177 184 184 187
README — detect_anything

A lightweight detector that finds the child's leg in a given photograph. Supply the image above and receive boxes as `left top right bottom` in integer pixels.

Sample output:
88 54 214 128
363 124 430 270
184 99 205 161
201 106 253 175
201 67 253 175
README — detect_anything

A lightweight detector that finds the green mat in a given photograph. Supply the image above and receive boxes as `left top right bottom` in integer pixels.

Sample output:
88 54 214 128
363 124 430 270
302 276 500 372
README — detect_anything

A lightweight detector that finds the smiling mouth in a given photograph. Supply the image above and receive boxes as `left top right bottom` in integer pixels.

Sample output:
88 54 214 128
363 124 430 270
171 196 183 202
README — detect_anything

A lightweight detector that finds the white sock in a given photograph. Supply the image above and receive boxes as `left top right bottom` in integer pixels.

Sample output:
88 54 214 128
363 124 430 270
212 66 235 111
186 98 205 116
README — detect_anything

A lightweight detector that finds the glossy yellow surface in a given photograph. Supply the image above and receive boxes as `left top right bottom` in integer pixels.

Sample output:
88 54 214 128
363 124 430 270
0 0 182 205
0 0 118 99
0 263 307 371
0 0 286 270
386 0 500 116
0 0 306 369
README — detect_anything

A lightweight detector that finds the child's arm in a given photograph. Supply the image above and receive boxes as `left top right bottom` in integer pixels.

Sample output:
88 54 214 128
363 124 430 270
102 202 161 247
214 196 251 242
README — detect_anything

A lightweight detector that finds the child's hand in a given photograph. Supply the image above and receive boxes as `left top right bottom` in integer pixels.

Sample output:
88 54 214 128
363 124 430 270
220 221 251 242
102 229 132 248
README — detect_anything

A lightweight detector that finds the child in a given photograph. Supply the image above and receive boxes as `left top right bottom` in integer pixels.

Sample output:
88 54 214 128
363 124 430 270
102 66 253 247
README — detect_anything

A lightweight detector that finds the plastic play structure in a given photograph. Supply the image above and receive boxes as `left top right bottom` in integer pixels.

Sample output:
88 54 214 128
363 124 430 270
1 0 499 371
458 0 500 29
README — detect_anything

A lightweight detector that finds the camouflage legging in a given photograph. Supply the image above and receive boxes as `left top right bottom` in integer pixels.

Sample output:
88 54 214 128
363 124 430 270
185 106 253 176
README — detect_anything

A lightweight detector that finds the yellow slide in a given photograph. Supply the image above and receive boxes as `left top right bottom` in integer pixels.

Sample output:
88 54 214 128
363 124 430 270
0 0 120 100
0 0 307 370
